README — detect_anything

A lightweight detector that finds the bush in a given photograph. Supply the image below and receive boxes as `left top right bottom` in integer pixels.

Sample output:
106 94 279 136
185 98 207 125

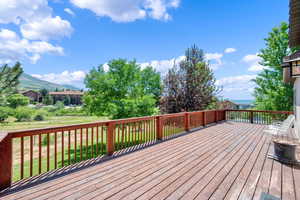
0 107 13 122
7 94 30 108
33 110 47 121
14 107 34 122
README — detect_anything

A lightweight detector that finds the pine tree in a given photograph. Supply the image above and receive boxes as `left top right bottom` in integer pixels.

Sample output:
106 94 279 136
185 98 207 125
0 62 23 105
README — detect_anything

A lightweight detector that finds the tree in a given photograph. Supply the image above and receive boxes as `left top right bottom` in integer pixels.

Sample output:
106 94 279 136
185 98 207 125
7 94 30 108
84 59 161 119
0 62 23 104
161 45 219 113
39 88 49 98
253 22 296 111
63 95 71 105
43 94 53 105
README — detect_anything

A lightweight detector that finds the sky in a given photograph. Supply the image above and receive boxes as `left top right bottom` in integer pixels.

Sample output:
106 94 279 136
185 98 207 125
0 0 289 100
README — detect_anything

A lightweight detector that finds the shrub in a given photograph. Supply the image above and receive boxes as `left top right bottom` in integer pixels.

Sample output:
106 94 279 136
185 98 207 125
7 94 30 108
0 106 13 122
14 107 34 122
33 110 47 121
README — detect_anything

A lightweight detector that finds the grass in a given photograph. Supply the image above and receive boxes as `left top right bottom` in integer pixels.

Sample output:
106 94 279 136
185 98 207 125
1 116 107 132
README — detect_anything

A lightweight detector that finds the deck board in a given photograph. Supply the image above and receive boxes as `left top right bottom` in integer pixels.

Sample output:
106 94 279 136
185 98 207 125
1 122 300 200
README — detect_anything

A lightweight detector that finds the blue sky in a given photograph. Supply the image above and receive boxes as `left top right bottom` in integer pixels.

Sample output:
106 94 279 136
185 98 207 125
0 0 289 100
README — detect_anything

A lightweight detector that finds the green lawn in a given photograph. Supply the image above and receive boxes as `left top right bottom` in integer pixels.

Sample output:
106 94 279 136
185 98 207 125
1 116 107 132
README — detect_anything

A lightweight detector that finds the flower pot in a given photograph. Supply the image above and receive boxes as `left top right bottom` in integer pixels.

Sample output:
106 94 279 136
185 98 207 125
273 140 297 161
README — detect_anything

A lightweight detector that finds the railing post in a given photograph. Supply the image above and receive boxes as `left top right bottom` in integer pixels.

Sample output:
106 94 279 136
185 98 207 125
156 116 163 140
203 112 206 126
184 112 190 132
106 122 115 156
0 133 12 190
250 111 254 124
214 111 217 123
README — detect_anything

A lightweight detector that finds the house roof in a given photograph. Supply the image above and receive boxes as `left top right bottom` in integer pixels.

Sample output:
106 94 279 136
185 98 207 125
49 91 84 95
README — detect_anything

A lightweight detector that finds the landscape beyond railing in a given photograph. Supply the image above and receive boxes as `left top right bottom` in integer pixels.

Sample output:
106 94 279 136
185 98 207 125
0 109 292 190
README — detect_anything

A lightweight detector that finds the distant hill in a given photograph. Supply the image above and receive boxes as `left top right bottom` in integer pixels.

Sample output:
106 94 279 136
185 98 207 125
19 73 80 91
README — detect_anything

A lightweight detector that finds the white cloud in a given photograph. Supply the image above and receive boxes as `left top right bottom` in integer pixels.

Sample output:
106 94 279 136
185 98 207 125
140 55 185 75
205 53 223 70
64 8 75 16
32 70 86 85
242 53 266 72
0 0 73 63
0 29 63 64
139 52 224 74
216 75 256 86
242 54 260 63
216 75 256 99
224 48 236 54
0 0 51 24
248 64 266 72
70 0 180 22
21 16 73 41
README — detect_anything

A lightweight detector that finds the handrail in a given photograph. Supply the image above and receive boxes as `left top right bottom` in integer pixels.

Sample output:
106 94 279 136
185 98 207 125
0 109 290 190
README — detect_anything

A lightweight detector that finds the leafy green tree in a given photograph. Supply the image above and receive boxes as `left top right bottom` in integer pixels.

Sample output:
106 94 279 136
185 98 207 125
253 22 296 111
7 94 30 108
0 107 13 122
43 94 53 105
161 45 219 113
0 62 23 104
84 59 161 119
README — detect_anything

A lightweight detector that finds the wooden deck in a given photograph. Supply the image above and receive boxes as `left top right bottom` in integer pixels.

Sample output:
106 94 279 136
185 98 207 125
1 122 300 200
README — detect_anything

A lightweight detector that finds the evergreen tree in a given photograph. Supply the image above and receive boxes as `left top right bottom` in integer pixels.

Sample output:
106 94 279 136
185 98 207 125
0 62 23 103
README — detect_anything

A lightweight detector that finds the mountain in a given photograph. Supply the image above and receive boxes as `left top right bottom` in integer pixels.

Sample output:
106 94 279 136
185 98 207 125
19 73 80 91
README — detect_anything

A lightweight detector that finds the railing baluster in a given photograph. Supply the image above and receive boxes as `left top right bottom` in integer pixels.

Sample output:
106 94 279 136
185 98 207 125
86 128 88 159
74 129 77 162
80 128 83 160
61 131 64 167
54 132 57 169
101 126 104 154
91 127 94 157
96 126 99 155
68 130 71 165
20 137 24 179
122 124 125 149
30 135 33 177
47 133 50 171
39 134 42 174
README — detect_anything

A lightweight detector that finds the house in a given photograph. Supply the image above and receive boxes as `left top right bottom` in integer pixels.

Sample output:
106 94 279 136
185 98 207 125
21 90 41 102
282 0 300 135
49 91 84 105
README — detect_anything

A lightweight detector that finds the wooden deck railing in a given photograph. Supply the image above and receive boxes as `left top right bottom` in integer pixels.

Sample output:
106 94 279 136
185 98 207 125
226 110 293 124
0 109 291 190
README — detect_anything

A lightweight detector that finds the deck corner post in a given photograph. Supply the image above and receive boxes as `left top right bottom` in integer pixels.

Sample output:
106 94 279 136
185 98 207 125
250 111 254 124
156 116 163 140
0 133 12 191
106 122 115 156
184 112 190 132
